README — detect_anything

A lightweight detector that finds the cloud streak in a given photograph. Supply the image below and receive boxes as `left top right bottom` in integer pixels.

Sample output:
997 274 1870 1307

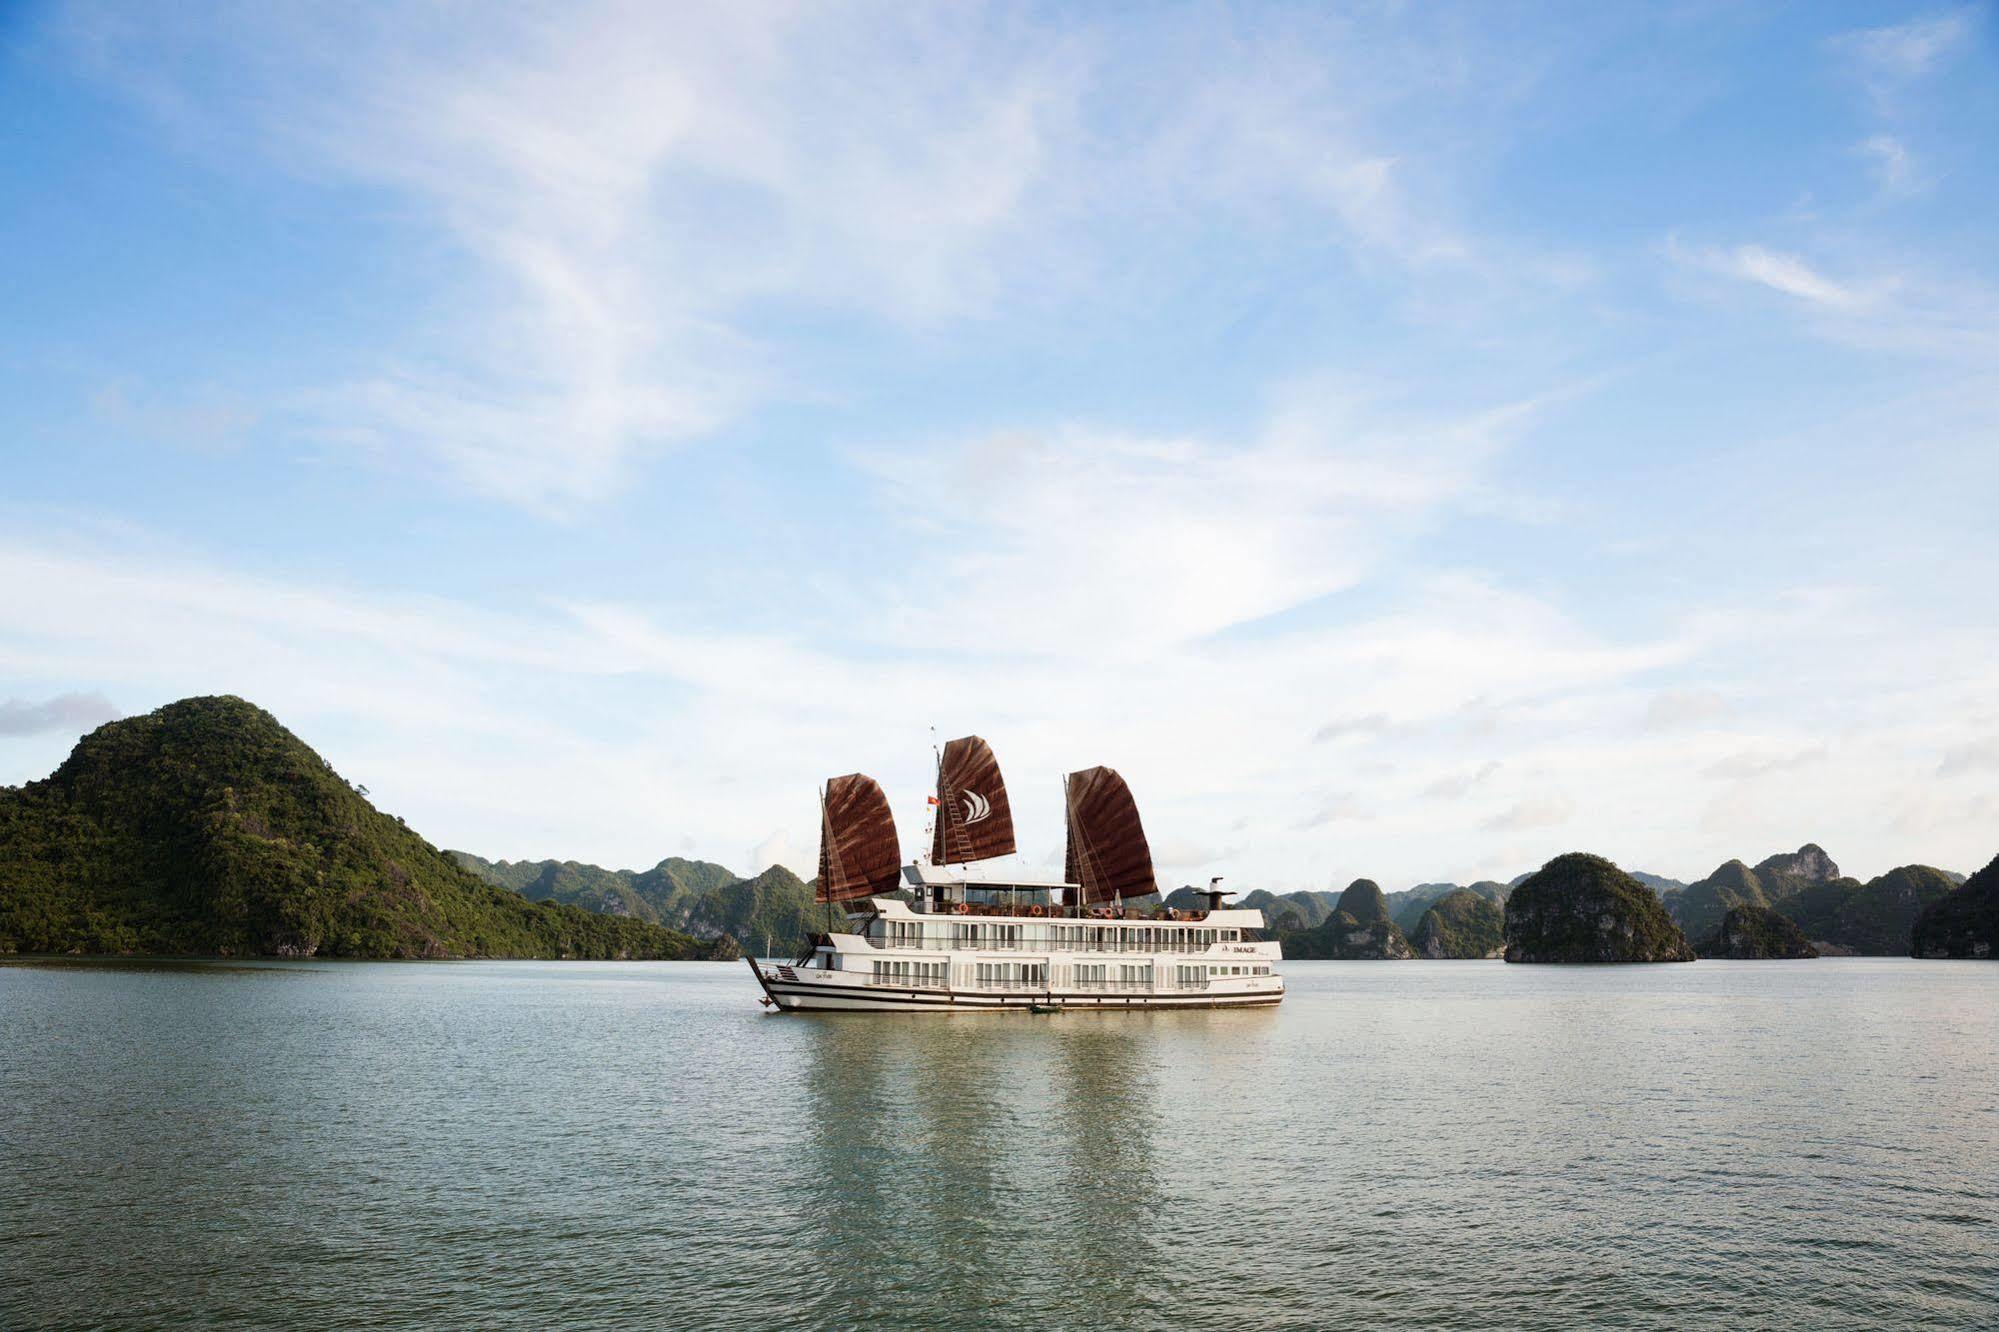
0 692 121 738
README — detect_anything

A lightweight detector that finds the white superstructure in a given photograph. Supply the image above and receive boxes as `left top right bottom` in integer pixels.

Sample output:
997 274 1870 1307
759 736 1284 1013
748 875 1285 1013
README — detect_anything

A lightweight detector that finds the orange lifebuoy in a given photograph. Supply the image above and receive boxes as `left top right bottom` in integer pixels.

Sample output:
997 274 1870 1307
951 902 969 915
1028 904 1046 917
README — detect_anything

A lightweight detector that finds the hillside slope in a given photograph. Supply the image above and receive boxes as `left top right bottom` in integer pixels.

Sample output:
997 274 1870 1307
0 697 730 960
1911 852 1999 959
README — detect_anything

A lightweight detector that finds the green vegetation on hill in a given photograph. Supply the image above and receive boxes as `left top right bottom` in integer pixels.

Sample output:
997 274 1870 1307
1239 887 1339 932
1410 888 1506 959
1911 852 1999 959
1820 866 1958 955
454 851 819 958
1280 879 1415 959
1504 853 1694 963
1389 880 1510 933
0 696 732 961
1669 859 1774 939
1697 904 1818 959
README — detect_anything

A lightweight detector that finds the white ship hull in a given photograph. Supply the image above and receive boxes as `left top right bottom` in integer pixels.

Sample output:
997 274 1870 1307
747 893 1285 1015
749 958 1284 1012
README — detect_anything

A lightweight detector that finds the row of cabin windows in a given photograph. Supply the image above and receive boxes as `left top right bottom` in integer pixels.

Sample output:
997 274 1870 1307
976 962 1049 987
871 959 946 986
878 921 1244 950
864 957 1271 989
1072 964 1156 987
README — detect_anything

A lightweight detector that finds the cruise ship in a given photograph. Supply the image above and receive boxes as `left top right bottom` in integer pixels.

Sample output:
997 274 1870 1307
747 737 1285 1012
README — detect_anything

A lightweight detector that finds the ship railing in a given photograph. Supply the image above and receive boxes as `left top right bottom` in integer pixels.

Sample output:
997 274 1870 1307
860 935 1224 954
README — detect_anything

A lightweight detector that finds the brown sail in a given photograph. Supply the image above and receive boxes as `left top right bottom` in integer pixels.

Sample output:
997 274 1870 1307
930 735 1017 866
1063 766 1157 904
818 773 903 903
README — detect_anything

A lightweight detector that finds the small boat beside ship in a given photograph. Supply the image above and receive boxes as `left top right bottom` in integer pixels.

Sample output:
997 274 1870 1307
747 736 1285 1012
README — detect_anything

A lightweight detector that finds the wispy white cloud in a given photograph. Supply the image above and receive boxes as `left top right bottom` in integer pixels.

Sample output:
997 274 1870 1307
1671 240 1880 309
1704 746 1829 781
1937 739 1999 777
1857 133 1923 196
864 383 1547 657
1643 689 1731 732
1422 762 1501 801
1313 714 1393 744
1480 795 1573 833
1834 10 1974 95
1667 235 1999 363
0 692 120 737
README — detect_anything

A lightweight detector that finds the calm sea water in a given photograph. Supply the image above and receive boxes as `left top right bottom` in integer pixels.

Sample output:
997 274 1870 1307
3 957 1995 1330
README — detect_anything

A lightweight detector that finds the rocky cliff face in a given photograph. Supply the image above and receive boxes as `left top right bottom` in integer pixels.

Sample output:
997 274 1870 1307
1697 904 1819 959
1911 852 1999 959
1504 853 1695 964
1753 843 1840 883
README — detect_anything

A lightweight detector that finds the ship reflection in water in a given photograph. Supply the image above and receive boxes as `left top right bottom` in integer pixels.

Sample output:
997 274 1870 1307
795 1011 1178 1326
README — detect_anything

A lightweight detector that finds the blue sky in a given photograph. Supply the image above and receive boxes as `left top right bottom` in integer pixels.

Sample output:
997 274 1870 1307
3 1 1996 889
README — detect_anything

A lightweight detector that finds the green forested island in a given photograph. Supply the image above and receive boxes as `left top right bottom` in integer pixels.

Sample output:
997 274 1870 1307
0 697 734 960
1279 879 1417 959
1697 904 1819 959
1504 853 1696 963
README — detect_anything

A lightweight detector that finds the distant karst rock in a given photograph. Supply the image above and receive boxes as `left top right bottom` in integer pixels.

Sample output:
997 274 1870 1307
1697 904 1819 959
1338 878 1392 925
1753 843 1840 884
1669 860 1771 939
1757 862 1955 956
1504 853 1695 964
1910 852 1999 960
1410 888 1506 959
1280 878 1415 959
1240 887 1338 931
454 851 820 958
1389 879 1512 932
